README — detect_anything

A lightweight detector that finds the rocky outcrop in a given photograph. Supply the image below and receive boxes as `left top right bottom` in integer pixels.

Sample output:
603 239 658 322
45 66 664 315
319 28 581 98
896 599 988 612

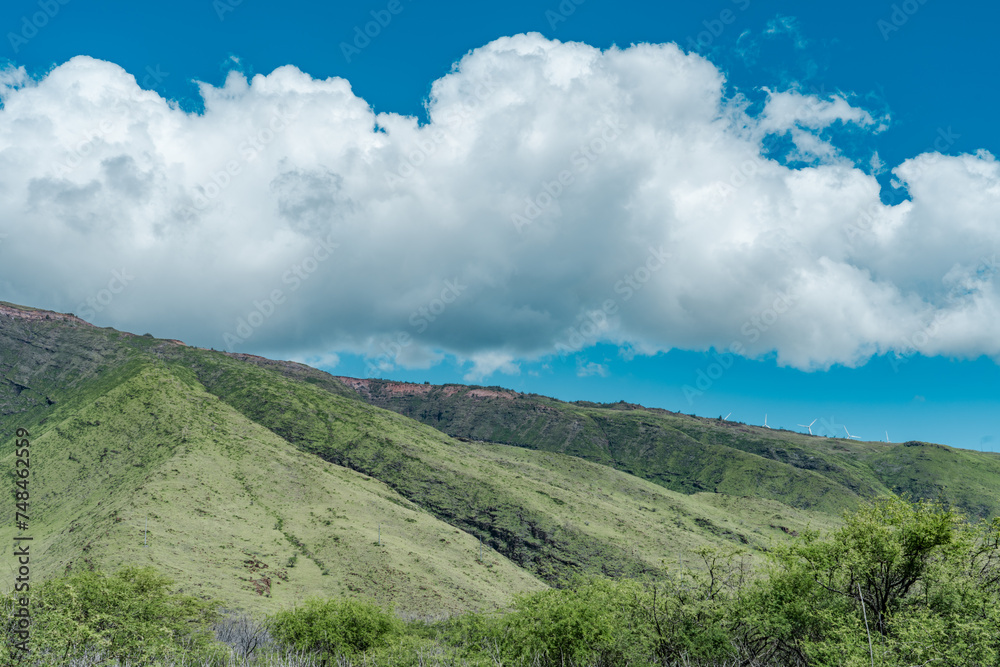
335 376 520 400
0 302 93 327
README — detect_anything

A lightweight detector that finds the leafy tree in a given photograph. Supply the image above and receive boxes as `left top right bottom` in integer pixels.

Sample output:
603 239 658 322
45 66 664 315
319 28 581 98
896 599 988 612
642 547 751 664
740 496 1000 666
2 565 221 665
490 577 652 666
267 597 399 663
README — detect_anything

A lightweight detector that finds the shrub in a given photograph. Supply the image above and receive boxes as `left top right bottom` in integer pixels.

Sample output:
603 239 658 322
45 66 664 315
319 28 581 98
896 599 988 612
490 577 651 666
267 597 399 662
1 565 221 665
640 550 749 664
738 496 1000 666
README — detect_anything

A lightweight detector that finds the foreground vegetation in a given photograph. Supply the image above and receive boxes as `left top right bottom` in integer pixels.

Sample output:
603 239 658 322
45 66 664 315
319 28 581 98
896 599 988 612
6 497 1000 666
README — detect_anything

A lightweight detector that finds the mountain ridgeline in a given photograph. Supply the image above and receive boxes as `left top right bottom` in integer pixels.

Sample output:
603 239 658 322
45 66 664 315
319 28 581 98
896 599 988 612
334 377 1000 520
0 300 997 619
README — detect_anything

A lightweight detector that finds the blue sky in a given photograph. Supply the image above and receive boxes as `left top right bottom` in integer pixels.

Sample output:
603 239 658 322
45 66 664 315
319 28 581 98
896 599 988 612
1 0 998 450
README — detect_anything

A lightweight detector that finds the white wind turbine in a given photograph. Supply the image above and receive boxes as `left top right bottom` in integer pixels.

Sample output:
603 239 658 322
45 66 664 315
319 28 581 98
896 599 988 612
764 413 770 429
844 426 862 441
724 412 732 420
885 431 890 443
797 419 817 435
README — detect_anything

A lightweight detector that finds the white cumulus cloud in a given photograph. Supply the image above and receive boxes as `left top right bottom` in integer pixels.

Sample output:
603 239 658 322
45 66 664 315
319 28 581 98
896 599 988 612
0 34 997 377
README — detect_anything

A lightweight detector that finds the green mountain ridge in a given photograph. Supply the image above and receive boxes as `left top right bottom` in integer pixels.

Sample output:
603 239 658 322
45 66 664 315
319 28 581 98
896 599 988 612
329 376 1000 521
4 358 548 614
0 300 995 619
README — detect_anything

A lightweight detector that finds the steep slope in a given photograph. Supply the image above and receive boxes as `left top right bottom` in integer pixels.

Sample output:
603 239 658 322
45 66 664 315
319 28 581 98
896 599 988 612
333 378 1000 520
869 441 1000 518
0 301 140 438
0 301 838 616
152 346 836 582
330 379 880 514
0 360 547 614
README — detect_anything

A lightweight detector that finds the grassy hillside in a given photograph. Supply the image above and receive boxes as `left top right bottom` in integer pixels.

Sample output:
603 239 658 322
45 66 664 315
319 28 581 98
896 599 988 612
0 359 548 614
151 346 835 581
334 378 1000 520
7 299 998 626
0 301 140 438
869 440 1000 518
0 301 840 619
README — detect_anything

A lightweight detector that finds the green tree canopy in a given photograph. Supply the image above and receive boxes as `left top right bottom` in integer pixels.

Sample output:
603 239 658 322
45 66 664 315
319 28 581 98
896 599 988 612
741 496 1000 666
3 565 220 665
